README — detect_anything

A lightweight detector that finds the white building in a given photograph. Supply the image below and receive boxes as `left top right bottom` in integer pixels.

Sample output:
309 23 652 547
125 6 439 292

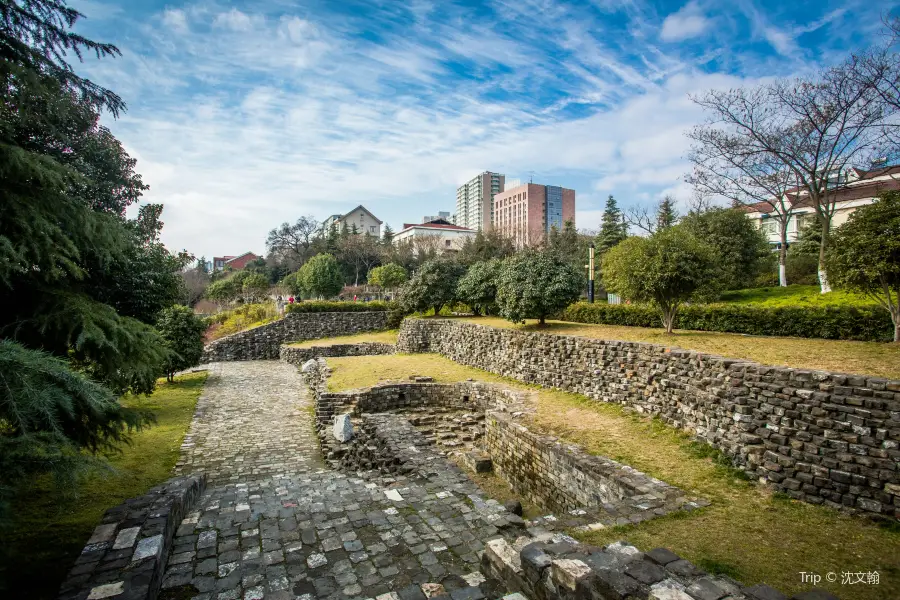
743 165 900 246
321 205 383 237
455 171 505 230
392 219 476 254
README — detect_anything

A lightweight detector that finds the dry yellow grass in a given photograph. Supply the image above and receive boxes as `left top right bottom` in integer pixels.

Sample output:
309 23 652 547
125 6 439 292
459 316 900 380
326 353 900 600
287 329 398 348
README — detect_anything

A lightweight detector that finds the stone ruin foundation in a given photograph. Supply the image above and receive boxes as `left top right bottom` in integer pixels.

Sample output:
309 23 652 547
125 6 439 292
300 358 708 534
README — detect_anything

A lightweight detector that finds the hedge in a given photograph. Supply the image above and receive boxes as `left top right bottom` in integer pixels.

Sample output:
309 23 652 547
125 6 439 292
560 301 894 342
284 300 396 314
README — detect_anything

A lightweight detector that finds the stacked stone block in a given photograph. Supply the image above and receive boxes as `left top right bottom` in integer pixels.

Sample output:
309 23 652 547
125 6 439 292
398 319 900 519
201 311 389 362
485 412 706 520
58 474 206 600
481 535 834 600
279 341 395 366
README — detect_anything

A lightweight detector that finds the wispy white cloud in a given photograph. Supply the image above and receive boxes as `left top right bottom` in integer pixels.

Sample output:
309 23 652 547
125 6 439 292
67 0 892 256
660 1 711 42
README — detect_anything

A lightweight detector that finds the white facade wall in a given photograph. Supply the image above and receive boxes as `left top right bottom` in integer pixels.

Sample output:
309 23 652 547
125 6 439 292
392 227 476 253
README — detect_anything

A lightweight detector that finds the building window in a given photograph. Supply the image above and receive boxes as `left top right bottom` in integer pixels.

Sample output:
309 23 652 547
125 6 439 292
760 220 779 235
369 225 376 233
445 240 451 247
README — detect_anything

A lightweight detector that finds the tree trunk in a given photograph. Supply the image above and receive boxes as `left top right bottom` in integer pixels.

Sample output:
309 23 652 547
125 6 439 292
818 219 831 294
661 305 675 334
539 315 546 326
778 227 788 287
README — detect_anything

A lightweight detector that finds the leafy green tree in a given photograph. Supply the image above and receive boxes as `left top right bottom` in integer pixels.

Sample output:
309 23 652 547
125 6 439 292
596 195 628 252
205 271 247 303
602 227 718 333
280 270 306 297
826 192 900 341
457 230 516 266
680 207 770 290
300 253 344 299
789 219 822 256
157 306 206 381
400 259 466 315
496 249 582 325
456 259 501 316
656 196 679 230
241 272 269 302
368 263 407 290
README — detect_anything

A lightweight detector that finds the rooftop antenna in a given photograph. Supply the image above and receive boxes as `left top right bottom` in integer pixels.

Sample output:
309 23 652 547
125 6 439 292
528 170 535 183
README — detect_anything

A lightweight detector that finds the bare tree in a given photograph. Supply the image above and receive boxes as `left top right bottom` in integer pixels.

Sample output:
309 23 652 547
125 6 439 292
690 66 891 292
624 205 657 235
339 233 381 286
266 215 320 267
687 89 804 286
411 233 445 259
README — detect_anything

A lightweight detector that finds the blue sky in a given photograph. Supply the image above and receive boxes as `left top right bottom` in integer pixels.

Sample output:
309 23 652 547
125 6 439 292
70 0 894 259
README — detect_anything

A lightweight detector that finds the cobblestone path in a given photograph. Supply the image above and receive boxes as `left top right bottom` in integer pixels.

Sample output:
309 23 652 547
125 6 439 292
174 361 324 484
163 361 515 600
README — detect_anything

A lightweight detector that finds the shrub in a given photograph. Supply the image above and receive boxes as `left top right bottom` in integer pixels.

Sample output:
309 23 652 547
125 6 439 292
496 249 582 325
157 305 206 381
284 300 396 314
205 303 281 340
680 208 770 290
560 301 894 342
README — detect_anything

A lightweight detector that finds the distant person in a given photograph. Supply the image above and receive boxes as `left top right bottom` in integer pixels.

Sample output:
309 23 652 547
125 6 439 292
353 295 358 302
288 296 295 304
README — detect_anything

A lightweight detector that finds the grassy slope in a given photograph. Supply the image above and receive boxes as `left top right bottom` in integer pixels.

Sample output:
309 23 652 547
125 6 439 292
2 372 206 600
718 285 877 307
458 317 900 380
326 354 900 600
287 329 398 348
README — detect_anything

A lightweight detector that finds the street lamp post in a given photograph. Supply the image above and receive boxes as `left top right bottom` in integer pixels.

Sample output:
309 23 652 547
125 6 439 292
588 244 595 303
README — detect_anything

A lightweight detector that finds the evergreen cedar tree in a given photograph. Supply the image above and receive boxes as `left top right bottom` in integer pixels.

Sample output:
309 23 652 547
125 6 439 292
596 195 628 253
826 192 900 342
0 1 200 516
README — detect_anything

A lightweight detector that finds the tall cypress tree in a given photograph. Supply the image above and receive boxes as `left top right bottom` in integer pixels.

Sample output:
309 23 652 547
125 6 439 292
656 196 679 231
597 195 627 252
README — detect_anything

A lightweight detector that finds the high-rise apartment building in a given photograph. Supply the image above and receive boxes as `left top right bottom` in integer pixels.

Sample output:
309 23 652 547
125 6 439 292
455 171 505 230
493 183 576 247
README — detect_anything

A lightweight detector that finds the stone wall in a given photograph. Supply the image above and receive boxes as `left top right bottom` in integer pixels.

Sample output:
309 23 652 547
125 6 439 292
398 318 900 519
279 341 395 366
200 311 389 362
58 474 206 600
481 534 828 600
485 412 704 520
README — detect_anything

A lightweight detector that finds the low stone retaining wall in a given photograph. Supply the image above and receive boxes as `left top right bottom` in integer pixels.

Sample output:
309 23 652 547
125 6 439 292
398 318 900 519
201 311 389 362
481 535 830 600
486 412 704 520
58 474 206 600
279 341 395 366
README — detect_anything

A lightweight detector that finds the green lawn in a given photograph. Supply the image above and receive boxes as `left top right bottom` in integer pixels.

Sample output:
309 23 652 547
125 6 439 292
325 353 900 600
0 372 206 600
458 316 900 380
286 329 398 348
718 285 877 307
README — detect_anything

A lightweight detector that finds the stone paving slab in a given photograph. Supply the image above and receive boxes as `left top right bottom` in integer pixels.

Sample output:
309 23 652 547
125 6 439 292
164 362 516 600
174 362 325 484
